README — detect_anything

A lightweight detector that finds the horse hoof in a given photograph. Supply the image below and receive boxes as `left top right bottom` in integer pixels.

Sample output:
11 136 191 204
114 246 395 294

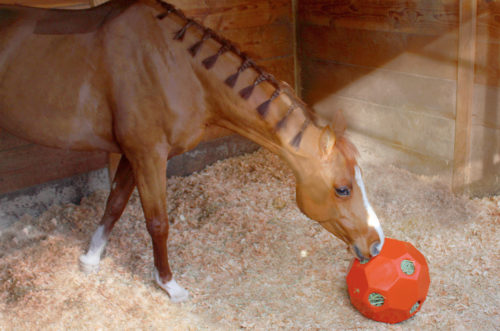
168 284 190 303
153 269 190 303
79 254 100 274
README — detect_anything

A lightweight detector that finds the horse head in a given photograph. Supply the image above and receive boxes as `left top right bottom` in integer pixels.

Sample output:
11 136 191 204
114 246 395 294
290 119 384 262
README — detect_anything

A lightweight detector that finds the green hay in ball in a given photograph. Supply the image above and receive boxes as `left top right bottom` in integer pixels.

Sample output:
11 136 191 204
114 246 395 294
410 301 420 314
368 293 385 307
401 260 415 275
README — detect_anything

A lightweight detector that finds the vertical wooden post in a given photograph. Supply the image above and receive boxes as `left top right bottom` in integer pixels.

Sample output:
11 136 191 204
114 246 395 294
452 0 477 194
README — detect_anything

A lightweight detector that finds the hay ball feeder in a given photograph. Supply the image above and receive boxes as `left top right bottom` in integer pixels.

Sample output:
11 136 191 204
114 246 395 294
346 238 430 324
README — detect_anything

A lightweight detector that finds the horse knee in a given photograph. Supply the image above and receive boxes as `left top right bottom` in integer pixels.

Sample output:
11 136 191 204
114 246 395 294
146 217 168 237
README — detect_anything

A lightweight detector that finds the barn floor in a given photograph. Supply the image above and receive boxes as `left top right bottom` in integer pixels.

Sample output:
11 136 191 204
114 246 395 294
0 148 498 330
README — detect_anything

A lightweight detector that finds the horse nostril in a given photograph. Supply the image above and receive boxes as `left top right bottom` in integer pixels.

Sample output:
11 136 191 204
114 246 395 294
370 241 381 257
353 245 367 261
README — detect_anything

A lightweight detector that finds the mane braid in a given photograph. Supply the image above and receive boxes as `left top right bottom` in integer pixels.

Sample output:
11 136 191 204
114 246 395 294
257 88 281 117
275 104 295 131
156 1 175 19
174 20 195 40
225 57 254 87
202 43 230 69
188 30 212 57
239 73 268 100
290 118 311 148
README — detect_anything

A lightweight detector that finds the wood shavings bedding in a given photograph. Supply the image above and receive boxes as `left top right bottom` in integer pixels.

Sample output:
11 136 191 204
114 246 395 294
0 148 498 330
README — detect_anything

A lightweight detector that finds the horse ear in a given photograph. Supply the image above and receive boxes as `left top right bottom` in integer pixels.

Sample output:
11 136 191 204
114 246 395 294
332 109 347 136
319 125 336 157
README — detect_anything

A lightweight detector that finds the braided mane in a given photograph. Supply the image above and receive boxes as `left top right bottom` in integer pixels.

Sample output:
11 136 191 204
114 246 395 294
154 0 353 156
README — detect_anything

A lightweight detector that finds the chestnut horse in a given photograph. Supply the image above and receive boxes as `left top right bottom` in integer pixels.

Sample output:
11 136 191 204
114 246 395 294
0 0 384 302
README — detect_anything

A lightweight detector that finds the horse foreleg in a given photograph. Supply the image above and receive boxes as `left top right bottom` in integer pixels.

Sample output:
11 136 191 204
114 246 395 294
131 153 189 303
79 155 135 274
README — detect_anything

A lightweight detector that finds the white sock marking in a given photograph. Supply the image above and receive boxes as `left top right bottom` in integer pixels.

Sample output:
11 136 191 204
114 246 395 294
80 225 107 266
154 268 189 303
354 166 385 252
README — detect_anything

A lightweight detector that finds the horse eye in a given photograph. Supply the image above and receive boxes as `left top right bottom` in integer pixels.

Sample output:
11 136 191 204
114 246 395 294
335 186 351 197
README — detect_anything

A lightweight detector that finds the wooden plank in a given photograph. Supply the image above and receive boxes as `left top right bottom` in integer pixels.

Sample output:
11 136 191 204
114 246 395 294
256 55 295 86
298 0 459 35
300 24 458 80
452 0 477 194
0 144 107 194
0 0 90 8
473 83 500 130
300 26 458 79
174 0 292 31
349 131 453 180
475 0 499 88
476 0 500 43
220 23 293 60
312 95 455 160
474 40 500 87
301 58 457 120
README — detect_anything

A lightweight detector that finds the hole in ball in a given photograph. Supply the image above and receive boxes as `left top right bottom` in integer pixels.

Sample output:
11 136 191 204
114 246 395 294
410 301 420 314
401 259 415 275
368 292 385 307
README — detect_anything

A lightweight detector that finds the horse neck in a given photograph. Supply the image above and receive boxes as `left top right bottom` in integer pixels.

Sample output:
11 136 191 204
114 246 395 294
148 1 323 163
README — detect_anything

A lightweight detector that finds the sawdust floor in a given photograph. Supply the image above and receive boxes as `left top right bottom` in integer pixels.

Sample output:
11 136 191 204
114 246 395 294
0 148 499 330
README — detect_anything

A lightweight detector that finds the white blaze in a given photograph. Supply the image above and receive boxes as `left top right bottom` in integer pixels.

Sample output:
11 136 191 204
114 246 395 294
354 166 385 252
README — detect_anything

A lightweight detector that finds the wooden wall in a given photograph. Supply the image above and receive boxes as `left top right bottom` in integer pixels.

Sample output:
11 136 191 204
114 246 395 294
298 0 499 196
0 0 294 195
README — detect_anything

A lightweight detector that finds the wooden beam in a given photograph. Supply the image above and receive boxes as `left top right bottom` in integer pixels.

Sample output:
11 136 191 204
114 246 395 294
0 0 90 8
452 0 477 194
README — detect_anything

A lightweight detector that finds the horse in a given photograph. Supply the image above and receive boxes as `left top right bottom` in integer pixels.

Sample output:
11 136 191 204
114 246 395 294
0 0 384 302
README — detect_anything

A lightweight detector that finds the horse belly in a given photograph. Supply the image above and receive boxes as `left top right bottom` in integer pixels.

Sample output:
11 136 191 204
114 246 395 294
0 104 118 152
0 87 118 152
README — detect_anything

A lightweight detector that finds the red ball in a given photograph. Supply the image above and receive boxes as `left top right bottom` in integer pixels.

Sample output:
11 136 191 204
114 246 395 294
346 238 430 324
